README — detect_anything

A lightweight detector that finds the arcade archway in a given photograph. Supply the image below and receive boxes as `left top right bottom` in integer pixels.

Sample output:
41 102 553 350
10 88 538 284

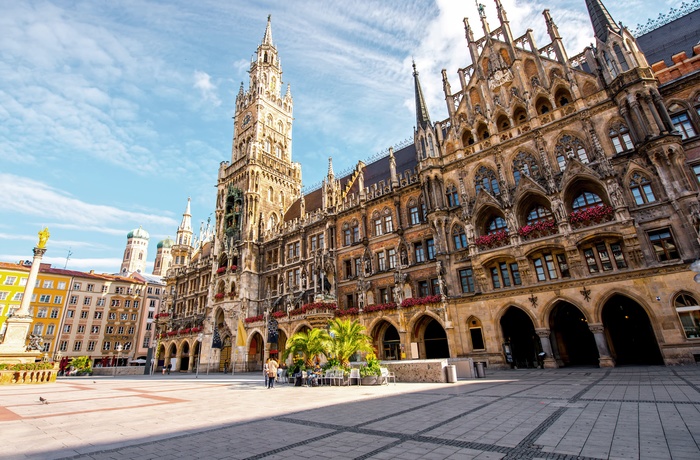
602 295 663 365
248 332 264 371
373 320 401 360
416 316 449 359
550 302 598 366
219 335 232 372
500 306 539 368
180 342 190 371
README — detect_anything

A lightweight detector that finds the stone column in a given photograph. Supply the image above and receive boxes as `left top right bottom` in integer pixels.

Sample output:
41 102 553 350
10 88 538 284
0 235 48 360
589 323 615 367
536 328 558 368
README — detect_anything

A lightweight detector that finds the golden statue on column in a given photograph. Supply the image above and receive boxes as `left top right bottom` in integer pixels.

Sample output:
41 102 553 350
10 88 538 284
37 227 50 249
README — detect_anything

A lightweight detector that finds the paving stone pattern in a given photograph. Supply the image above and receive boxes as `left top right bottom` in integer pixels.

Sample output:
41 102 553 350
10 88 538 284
2 367 700 459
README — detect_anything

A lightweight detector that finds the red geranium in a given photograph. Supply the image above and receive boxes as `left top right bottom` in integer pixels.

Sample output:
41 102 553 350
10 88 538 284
400 295 442 308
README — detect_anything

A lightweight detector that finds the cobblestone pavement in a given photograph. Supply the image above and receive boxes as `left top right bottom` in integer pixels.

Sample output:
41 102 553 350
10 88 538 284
2 366 700 459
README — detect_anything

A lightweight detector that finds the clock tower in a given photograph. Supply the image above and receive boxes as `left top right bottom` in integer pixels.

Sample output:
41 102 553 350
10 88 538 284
215 15 302 307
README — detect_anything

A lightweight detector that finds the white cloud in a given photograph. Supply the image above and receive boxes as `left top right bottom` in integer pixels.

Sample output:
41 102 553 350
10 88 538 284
0 173 178 228
193 70 221 107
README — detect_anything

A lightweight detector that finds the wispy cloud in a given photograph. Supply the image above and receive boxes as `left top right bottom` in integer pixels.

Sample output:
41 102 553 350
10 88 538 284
193 70 221 107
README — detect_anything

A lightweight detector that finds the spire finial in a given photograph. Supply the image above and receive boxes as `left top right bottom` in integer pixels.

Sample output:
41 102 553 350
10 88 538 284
412 61 431 129
262 14 273 45
327 157 335 178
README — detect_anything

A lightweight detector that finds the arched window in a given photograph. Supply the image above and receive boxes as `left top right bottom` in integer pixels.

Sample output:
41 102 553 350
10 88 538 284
275 144 282 158
604 51 619 78
609 123 633 153
572 191 603 210
675 293 700 338
264 139 271 152
373 212 383 237
351 221 360 243
453 226 467 250
266 114 273 126
268 213 278 231
629 172 656 205
462 130 475 146
477 123 490 140
428 135 435 157
613 43 629 71
475 166 500 195
446 184 460 207
526 205 553 224
513 107 527 125
383 211 394 233
535 96 551 114
512 151 540 185
487 216 508 234
556 135 590 167
497 114 510 132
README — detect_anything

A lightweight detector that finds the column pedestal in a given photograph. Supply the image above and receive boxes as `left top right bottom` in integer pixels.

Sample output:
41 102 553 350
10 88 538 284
0 316 42 363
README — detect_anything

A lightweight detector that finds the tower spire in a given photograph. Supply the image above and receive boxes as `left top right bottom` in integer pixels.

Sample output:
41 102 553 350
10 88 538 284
179 197 192 233
327 157 335 179
585 0 620 42
262 14 273 45
413 61 431 129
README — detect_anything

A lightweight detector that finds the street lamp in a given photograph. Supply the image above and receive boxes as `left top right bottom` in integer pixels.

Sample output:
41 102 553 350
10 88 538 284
195 333 203 379
113 344 123 377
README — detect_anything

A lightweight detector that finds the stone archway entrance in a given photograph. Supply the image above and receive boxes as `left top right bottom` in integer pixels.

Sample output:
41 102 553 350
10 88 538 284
277 330 288 361
167 343 177 370
602 295 663 365
418 317 449 359
501 306 540 368
157 344 166 370
550 302 599 366
219 335 231 372
373 321 401 360
180 342 190 371
248 332 264 371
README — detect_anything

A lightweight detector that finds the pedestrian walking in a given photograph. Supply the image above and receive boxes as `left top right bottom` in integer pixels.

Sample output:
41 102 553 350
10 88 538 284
267 358 279 389
166 363 171 375
263 359 269 387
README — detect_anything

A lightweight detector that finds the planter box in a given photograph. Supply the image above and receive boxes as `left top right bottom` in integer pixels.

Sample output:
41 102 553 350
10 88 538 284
361 375 379 385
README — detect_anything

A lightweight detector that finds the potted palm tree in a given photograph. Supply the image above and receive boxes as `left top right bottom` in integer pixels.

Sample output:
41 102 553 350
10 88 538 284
281 328 330 367
327 318 374 367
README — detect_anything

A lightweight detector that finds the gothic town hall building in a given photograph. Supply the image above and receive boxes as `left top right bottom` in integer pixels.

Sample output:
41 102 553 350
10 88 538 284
157 1 700 373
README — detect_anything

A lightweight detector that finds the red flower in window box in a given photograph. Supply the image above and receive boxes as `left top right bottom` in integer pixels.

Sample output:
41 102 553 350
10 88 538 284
271 310 287 318
517 220 557 240
474 230 510 249
214 292 224 300
400 295 441 308
300 302 338 313
244 315 264 323
569 205 613 228
335 307 360 317
289 308 304 316
230 265 238 271
364 302 398 313
216 266 226 274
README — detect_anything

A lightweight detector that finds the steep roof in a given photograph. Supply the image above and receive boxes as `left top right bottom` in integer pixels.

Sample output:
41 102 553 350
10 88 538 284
283 143 417 222
636 8 700 67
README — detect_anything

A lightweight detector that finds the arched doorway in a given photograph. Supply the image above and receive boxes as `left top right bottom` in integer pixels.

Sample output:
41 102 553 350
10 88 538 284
550 302 599 366
157 344 166 370
277 330 288 362
248 332 264 371
416 316 449 359
180 342 190 371
219 335 231 372
602 295 663 365
500 306 540 368
167 343 177 370
373 321 401 360
193 341 201 372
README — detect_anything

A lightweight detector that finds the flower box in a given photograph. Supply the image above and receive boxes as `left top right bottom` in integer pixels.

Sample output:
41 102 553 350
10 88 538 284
517 220 557 240
335 307 360 317
271 310 286 318
155 313 170 319
230 265 238 271
364 302 398 313
289 308 304 316
214 293 224 300
569 205 613 229
401 295 441 308
475 230 510 249
244 315 264 323
216 266 226 274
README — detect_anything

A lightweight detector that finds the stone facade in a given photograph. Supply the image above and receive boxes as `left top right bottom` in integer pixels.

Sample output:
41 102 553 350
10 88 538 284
161 2 700 373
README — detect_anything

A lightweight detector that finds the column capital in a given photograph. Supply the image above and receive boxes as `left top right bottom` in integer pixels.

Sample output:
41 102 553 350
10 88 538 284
33 247 47 258
588 323 605 334
535 328 551 338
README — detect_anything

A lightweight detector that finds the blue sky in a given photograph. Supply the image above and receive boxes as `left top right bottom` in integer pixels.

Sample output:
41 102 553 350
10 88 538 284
0 0 681 274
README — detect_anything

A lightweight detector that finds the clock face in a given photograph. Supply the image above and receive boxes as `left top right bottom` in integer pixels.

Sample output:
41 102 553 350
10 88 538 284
243 114 251 126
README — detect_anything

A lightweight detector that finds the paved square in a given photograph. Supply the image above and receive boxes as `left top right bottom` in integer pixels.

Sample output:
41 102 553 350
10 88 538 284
2 367 700 459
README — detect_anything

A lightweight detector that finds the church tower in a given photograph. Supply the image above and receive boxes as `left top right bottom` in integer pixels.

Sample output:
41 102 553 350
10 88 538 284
120 227 149 275
215 15 302 303
152 236 174 276
171 198 194 271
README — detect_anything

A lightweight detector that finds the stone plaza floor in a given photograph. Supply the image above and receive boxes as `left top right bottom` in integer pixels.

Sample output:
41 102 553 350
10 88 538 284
1 366 700 459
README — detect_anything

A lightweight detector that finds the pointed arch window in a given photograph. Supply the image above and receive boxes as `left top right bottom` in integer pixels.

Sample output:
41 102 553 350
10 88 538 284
446 184 460 207
453 226 467 250
526 205 553 224
629 172 656 205
609 122 633 153
487 216 508 234
572 191 603 210
613 43 629 71
384 210 394 233
373 212 383 237
264 139 271 153
428 135 435 157
555 135 589 169
512 152 540 185
475 166 500 195
604 51 619 78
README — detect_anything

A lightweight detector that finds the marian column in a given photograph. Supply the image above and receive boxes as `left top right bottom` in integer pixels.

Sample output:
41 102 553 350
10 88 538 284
0 228 49 361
